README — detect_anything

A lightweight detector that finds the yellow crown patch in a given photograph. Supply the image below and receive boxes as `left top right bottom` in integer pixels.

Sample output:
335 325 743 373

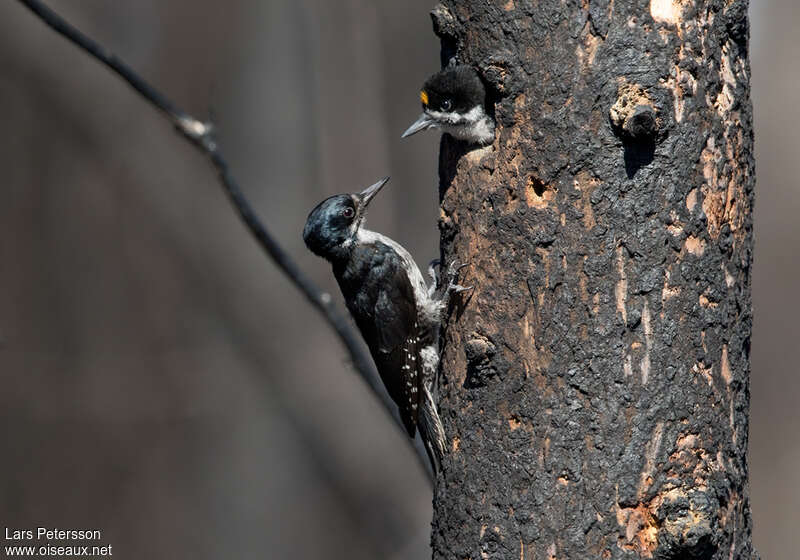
420 90 429 106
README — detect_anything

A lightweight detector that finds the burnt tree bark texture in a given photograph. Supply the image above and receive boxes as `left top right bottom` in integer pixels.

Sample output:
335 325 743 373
432 1 755 559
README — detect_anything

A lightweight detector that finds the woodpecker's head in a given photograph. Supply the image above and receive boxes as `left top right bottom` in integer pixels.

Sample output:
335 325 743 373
303 177 389 260
402 65 494 145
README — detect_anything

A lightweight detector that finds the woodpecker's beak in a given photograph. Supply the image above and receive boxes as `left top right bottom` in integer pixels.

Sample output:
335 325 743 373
401 113 437 138
359 176 390 208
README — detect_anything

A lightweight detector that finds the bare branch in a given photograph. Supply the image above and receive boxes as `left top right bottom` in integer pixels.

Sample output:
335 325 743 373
16 0 432 481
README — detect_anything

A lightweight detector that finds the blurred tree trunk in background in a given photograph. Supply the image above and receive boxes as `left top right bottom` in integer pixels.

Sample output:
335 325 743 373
432 1 756 559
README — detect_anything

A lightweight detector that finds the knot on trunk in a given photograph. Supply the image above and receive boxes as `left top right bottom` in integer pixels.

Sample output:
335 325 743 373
609 81 660 140
609 80 661 177
618 488 720 560
654 489 718 560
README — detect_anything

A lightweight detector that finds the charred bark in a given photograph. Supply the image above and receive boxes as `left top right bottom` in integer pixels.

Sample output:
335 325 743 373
432 1 756 559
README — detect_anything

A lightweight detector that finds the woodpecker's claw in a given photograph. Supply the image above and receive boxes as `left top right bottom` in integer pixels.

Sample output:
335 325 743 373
450 284 474 294
430 259 472 302
448 261 470 276
443 260 473 297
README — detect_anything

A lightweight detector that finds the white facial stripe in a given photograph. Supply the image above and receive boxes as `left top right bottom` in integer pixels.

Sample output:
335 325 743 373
425 104 485 125
425 105 494 143
462 105 487 123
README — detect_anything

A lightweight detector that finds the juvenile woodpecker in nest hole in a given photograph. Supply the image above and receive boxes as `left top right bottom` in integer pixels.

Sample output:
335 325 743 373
303 177 469 475
402 65 495 145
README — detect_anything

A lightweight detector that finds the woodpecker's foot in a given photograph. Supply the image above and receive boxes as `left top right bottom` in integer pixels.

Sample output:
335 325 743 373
442 260 472 298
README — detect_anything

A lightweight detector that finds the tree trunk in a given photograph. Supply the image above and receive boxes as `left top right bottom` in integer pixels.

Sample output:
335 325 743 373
432 1 756 559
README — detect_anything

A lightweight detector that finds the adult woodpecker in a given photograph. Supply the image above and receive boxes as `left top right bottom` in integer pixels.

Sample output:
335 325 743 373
402 65 495 145
302 177 469 474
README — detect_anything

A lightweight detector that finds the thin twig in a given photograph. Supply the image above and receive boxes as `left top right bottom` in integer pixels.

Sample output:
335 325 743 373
17 0 433 482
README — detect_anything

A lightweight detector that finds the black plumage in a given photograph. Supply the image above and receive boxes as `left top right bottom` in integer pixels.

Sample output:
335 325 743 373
421 65 486 114
303 177 452 474
333 240 424 436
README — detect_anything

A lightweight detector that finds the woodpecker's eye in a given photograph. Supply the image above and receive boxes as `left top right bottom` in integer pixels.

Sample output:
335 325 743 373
342 207 355 219
441 99 452 111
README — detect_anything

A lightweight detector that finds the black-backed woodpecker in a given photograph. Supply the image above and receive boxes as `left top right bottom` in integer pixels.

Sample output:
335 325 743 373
303 177 469 474
402 65 495 145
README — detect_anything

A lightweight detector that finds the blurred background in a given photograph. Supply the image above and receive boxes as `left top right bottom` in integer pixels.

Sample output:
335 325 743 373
0 1 794 558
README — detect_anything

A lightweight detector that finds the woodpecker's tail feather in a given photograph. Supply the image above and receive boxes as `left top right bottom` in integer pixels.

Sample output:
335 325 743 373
419 386 446 476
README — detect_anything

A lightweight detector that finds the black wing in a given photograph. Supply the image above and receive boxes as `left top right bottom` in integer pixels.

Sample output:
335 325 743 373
334 243 423 437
